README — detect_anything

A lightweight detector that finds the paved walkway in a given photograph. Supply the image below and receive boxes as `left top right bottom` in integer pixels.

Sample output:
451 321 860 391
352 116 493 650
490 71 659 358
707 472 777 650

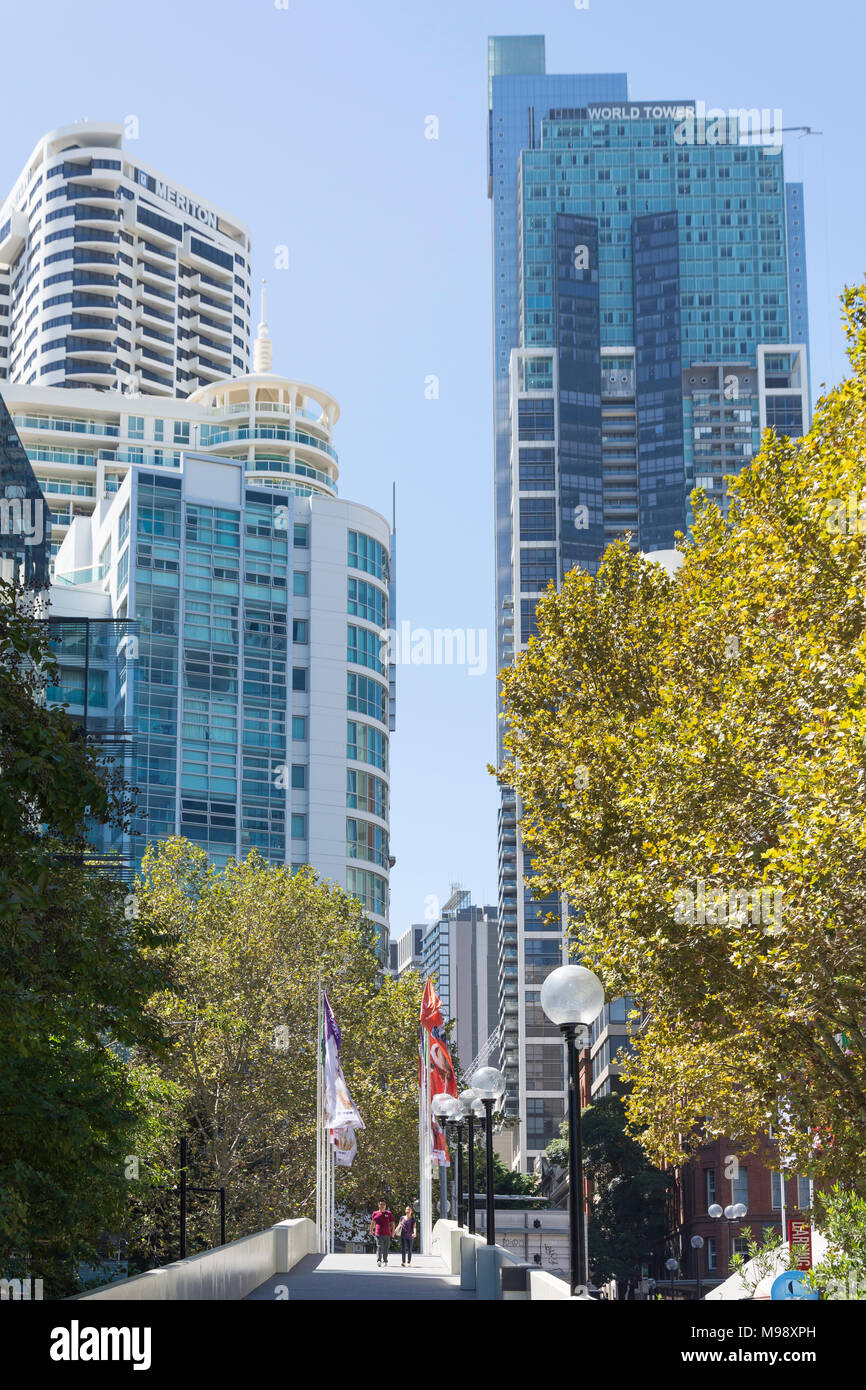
247 1251 472 1301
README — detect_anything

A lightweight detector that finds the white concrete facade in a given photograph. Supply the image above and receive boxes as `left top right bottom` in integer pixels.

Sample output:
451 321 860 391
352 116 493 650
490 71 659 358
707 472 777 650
0 122 251 398
2 368 342 561
47 361 393 942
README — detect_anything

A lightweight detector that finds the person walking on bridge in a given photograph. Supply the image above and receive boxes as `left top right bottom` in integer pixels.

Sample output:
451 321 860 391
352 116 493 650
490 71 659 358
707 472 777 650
398 1207 417 1266
370 1200 394 1267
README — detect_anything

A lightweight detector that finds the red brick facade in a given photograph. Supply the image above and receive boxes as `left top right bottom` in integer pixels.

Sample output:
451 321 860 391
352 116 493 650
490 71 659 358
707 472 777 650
665 1137 812 1290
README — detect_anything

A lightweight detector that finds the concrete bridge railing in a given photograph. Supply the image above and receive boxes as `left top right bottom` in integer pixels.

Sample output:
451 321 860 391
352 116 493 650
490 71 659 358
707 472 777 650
71 1218 316 1301
431 1219 593 1302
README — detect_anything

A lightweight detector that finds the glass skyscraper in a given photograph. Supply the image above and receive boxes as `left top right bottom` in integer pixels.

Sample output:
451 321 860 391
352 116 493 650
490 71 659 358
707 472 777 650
489 37 811 1169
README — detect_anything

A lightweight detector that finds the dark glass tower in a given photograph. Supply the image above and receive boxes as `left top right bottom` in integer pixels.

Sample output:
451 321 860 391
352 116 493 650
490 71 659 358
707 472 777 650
489 38 811 1169
0 390 51 587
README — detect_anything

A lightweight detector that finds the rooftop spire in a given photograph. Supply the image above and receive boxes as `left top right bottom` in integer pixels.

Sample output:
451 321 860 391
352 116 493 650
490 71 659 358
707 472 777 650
253 278 273 374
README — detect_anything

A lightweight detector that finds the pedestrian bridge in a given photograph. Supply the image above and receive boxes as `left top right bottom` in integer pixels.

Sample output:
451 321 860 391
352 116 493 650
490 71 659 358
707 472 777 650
247 1250 471 1300
72 1219 589 1302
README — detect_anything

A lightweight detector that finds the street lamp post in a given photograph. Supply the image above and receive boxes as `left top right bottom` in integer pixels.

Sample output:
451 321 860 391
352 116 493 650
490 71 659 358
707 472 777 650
432 1093 458 1220
453 1113 466 1229
459 1089 479 1234
540 964 604 1297
471 1066 506 1246
691 1234 705 1301
708 1201 747 1273
665 1256 679 1301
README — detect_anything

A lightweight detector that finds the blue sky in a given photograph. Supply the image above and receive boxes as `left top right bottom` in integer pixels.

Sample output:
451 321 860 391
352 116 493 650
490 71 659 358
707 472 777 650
3 0 863 938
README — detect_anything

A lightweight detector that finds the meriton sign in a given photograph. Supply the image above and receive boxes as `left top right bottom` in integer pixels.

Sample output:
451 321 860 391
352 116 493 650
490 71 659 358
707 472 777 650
154 180 218 230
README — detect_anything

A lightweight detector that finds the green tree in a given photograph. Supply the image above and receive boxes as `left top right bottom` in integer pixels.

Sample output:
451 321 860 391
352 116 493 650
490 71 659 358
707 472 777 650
807 1184 866 1300
0 581 170 1295
544 1095 669 1284
497 287 866 1186
128 838 422 1261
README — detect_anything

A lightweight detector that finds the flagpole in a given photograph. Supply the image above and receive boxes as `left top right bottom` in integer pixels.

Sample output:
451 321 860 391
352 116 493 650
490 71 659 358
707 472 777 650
330 1132 335 1253
417 1028 422 1256
316 973 323 1254
424 1064 432 1254
422 1027 432 1256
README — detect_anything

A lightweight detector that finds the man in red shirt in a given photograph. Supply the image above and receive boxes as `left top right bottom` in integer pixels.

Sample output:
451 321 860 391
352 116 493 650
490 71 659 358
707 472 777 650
369 1200 394 1266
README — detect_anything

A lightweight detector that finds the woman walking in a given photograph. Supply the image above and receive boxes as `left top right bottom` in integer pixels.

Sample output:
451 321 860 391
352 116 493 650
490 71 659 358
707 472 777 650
397 1206 417 1266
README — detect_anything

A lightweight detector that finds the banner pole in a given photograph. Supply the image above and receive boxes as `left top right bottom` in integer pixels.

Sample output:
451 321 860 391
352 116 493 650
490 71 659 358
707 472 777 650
423 1028 432 1256
316 974 323 1253
425 1075 432 1254
417 1023 422 1262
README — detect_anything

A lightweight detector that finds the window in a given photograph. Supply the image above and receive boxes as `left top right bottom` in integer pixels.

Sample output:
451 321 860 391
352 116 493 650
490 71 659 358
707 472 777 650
520 497 556 542
292 619 308 643
173 421 190 445
525 1044 564 1091
520 598 540 643
518 399 555 441
523 889 560 929
348 577 388 628
524 938 561 985
346 866 388 917
771 1172 783 1209
348 530 389 581
731 1168 748 1208
127 415 144 440
294 523 309 548
348 673 387 723
347 719 387 772
291 765 306 789
524 993 562 1039
347 817 390 868
348 624 386 675
705 1169 716 1210
526 1098 564 1149
292 667 308 691
706 1237 717 1271
292 716 307 740
520 548 557 591
293 571 308 596
796 1175 812 1209
291 813 307 840
519 450 555 489
118 503 130 547
346 769 388 819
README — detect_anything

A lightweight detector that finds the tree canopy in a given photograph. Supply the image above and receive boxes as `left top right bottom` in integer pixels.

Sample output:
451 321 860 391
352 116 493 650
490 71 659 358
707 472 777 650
127 839 422 1263
498 287 866 1186
0 581 170 1294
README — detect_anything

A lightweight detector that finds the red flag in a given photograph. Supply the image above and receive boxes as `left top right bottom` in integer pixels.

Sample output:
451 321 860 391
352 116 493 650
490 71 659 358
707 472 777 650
428 1034 458 1100
420 977 443 1032
431 1114 450 1167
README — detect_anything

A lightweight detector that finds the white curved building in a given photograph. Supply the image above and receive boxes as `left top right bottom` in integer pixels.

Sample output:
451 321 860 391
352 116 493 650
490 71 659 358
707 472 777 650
0 121 251 396
33 313 394 949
